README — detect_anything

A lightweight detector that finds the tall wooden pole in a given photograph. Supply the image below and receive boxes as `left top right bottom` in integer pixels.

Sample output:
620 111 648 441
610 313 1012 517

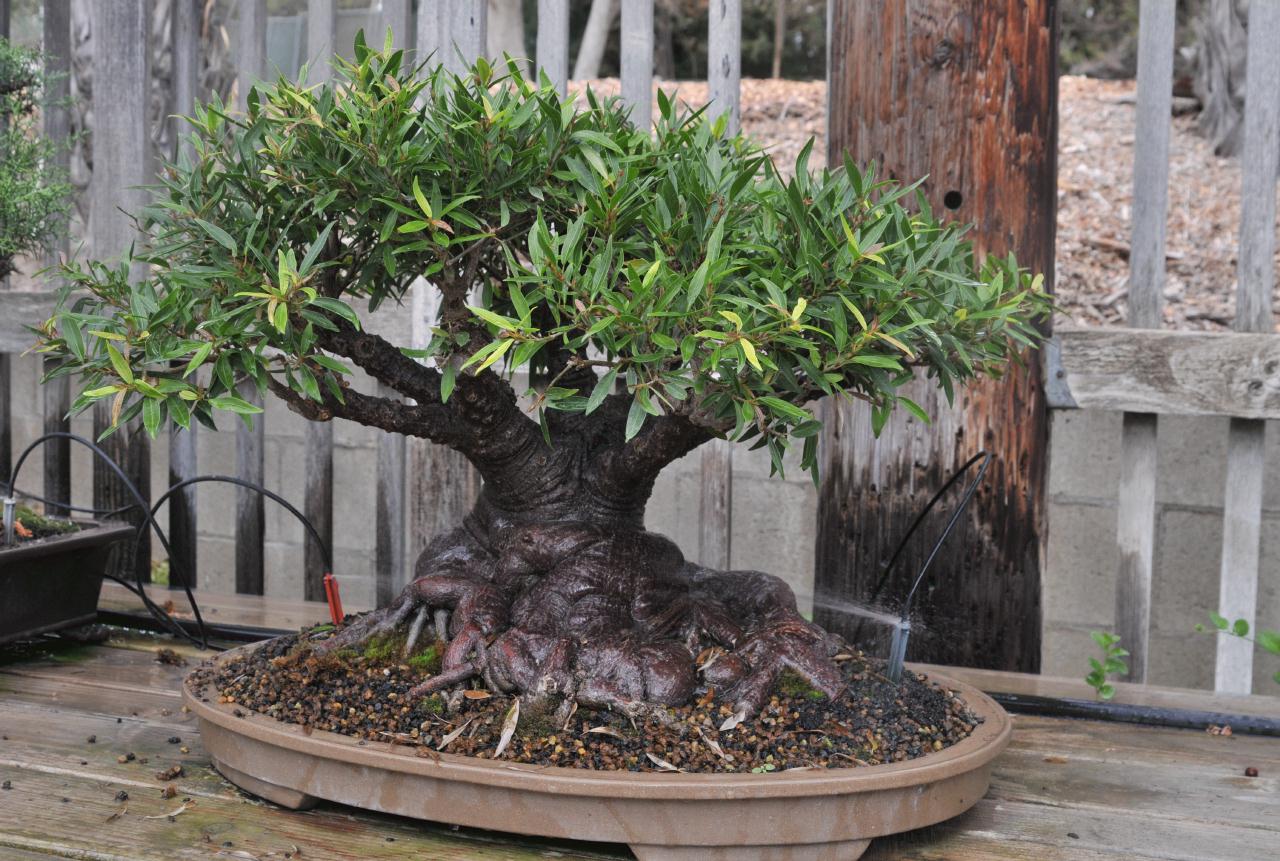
167 0 200 588
91 0 152 583
816 1 1057 672
0 0 10 488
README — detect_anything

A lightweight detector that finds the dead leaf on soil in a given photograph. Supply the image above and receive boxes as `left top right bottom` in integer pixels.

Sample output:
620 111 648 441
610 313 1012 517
436 719 472 751
494 698 521 758
585 725 627 741
645 752 682 772
462 689 492 700
696 726 733 763
143 800 194 819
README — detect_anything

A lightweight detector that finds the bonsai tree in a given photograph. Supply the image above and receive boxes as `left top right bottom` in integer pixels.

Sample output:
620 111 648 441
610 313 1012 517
36 38 1048 717
0 37 71 280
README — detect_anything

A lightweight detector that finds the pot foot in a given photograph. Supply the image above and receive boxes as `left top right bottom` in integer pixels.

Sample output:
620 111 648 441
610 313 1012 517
212 757 319 810
629 838 871 860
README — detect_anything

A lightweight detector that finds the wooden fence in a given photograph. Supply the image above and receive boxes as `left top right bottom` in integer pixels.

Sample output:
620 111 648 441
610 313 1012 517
0 0 743 608
1048 1 1279 694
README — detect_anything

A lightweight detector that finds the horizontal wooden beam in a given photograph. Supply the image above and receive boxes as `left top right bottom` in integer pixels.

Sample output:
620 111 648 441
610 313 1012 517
0 291 58 353
1047 327 1280 419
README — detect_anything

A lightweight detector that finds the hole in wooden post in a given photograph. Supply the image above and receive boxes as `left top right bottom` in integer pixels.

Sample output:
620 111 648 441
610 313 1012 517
943 190 963 210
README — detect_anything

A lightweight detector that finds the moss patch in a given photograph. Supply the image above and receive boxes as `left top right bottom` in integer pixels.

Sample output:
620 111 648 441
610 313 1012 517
407 640 444 675
775 669 827 701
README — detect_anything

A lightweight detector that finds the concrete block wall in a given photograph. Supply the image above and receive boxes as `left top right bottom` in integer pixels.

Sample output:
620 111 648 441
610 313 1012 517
1044 409 1280 692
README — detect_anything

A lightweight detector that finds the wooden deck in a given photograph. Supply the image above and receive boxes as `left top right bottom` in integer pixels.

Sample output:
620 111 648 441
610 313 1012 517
0 633 1276 860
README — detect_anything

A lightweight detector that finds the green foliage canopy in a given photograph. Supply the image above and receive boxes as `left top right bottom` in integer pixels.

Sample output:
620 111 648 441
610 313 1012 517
36 35 1049 478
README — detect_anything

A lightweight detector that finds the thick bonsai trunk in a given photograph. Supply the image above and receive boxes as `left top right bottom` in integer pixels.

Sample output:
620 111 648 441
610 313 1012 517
317 470 847 717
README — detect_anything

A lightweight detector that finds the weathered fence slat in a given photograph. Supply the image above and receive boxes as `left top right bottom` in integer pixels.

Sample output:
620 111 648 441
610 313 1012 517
236 0 267 113
378 0 411 51
444 0 486 75
235 386 265 594
303 422 332 600
40 1 72 517
1114 0 1175 683
166 0 201 586
1049 328 1280 419
375 386 406 607
620 0 653 129
306 0 335 84
0 0 7 484
707 0 741 134
698 0 741 570
1215 0 1280 694
536 0 568 96
90 0 152 582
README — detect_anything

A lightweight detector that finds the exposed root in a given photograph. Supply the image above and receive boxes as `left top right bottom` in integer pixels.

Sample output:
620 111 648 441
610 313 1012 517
308 521 849 717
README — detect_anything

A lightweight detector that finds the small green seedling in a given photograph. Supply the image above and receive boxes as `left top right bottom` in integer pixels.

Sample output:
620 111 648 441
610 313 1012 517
1085 631 1129 700
1196 612 1280 686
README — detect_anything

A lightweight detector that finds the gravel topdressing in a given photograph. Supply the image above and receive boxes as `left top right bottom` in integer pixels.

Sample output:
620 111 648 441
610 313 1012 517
189 628 981 774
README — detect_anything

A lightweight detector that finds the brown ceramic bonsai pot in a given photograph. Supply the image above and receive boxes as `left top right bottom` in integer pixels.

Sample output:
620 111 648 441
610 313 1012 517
0 520 135 645
184 644 1011 860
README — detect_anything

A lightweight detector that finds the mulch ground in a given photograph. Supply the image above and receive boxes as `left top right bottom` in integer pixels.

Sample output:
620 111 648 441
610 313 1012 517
190 626 980 775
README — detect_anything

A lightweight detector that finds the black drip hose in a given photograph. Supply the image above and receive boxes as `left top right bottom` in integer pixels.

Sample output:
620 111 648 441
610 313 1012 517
853 451 993 643
6 432 334 651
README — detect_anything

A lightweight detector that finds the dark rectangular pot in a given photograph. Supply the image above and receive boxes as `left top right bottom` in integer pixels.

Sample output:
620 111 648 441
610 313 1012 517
0 521 136 645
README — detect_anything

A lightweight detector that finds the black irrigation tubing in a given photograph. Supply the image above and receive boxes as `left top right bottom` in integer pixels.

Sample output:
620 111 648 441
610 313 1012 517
854 451 993 643
7 432 211 649
989 691 1280 737
146 475 332 572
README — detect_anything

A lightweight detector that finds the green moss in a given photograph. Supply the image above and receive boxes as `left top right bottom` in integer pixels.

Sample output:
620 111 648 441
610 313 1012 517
775 669 827 701
515 696 563 741
419 693 445 715
361 631 407 663
407 641 444 675
12 504 79 539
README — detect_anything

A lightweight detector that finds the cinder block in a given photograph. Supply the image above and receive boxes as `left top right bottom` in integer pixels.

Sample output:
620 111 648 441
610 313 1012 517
333 446 378 552
1150 508 1221 636
1155 415 1228 509
196 535 236 594
730 477 816 614
1146 630 1215 691
1043 500 1117 627
1046 410 1122 500
1040 624 1100 680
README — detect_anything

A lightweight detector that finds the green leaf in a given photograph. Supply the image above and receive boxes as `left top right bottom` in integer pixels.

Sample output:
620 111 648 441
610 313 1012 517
440 362 458 402
184 342 213 378
1257 629 1280 655
624 392 647 441
309 297 361 328
105 342 134 384
1210 612 1229 631
1232 618 1250 638
898 396 931 424
585 367 618 414
208 395 263 415
412 176 432 219
142 397 162 437
739 338 762 372
193 218 237 255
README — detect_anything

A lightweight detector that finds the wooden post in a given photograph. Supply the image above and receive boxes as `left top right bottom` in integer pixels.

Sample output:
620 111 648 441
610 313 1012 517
1113 0 1175 683
236 0 267 113
90 0 152 583
0 0 10 487
697 0 741 570
38 1 71 516
167 0 201 587
620 0 652 129
306 0 335 84
235 386 264 595
234 0 267 594
1215 0 1280 694
303 0 335 601
707 0 741 134
536 0 569 95
816 1 1057 672
376 384 407 607
378 0 411 51
444 0 486 74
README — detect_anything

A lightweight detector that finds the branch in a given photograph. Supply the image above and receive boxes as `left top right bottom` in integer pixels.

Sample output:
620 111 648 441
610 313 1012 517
265 374 465 444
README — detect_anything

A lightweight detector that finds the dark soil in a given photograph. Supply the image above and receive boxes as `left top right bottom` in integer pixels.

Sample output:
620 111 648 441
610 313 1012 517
190 626 981 774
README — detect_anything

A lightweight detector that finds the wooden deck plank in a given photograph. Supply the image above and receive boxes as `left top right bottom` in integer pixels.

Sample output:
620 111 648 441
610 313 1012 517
1007 714 1280 768
0 763 623 860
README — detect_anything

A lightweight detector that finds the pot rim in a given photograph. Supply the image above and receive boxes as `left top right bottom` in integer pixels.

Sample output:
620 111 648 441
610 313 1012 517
0 519 135 559
184 641 1012 801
